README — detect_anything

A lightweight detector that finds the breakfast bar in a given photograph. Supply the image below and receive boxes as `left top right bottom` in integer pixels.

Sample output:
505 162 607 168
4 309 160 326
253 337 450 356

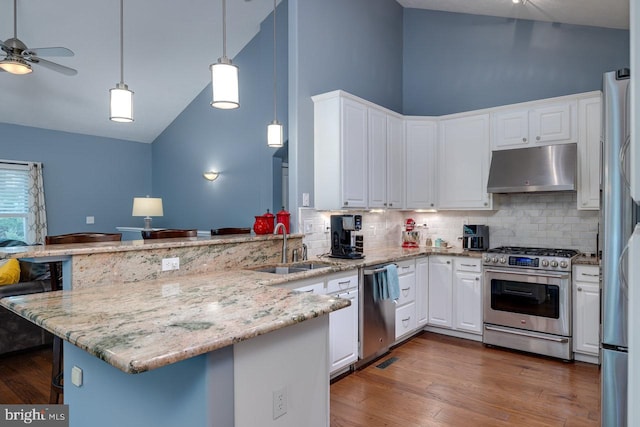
0 237 349 427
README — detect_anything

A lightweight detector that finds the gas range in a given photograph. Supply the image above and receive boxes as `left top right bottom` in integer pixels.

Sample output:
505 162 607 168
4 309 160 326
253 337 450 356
483 246 580 271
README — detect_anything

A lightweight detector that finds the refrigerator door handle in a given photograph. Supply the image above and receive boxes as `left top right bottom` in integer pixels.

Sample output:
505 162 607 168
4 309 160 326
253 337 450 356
620 134 632 190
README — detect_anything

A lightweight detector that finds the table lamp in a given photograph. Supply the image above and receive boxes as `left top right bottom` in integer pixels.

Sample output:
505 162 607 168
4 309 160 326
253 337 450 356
132 196 163 230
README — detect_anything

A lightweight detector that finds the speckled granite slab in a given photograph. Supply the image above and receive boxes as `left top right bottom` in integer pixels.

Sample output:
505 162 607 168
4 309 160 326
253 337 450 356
0 270 349 374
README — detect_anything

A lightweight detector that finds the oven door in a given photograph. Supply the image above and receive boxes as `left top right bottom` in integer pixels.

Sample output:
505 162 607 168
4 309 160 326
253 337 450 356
483 267 571 337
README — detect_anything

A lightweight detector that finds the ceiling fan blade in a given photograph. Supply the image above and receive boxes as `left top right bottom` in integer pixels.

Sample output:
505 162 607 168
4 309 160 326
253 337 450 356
29 57 77 76
24 47 74 57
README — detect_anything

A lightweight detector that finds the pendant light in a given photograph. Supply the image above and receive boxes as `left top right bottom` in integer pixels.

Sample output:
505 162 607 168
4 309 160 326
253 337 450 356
267 0 283 148
109 0 133 122
210 0 239 109
0 0 32 75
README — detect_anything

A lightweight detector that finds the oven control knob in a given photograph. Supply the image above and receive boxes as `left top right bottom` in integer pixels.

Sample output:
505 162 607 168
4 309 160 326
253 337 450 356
484 255 491 263
492 257 498 263
550 260 559 268
541 260 549 267
560 261 568 269
499 257 507 264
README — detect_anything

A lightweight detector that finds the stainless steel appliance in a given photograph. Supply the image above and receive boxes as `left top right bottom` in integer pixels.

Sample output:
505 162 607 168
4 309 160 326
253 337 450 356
357 264 396 367
330 214 364 259
462 225 489 251
601 68 637 427
483 246 579 360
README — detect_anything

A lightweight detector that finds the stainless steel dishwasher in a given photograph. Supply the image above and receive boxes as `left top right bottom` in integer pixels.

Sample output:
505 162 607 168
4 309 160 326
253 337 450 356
357 264 396 368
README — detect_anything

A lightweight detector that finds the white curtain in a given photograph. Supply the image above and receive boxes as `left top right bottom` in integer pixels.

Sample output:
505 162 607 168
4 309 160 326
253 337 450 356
27 162 47 244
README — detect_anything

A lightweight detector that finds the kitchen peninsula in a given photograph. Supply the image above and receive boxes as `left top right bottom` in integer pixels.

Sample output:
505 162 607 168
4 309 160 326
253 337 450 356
0 235 349 427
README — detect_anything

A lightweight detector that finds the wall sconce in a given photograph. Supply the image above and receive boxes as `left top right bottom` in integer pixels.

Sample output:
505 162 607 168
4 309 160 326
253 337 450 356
203 171 220 181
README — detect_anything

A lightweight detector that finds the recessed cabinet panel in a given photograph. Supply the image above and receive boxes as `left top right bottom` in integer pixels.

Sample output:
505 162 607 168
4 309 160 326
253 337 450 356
577 96 602 210
368 108 387 208
428 256 453 328
405 119 437 209
492 110 529 149
341 99 369 208
386 114 405 209
531 102 576 144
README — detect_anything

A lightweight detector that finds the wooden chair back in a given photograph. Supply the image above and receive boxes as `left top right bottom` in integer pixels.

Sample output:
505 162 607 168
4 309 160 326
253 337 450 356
141 229 198 239
45 232 122 245
211 227 251 236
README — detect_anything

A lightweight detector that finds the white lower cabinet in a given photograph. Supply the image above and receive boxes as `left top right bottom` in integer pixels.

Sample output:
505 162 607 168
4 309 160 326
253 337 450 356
329 288 359 374
394 259 417 340
573 265 601 362
428 256 483 339
415 257 429 327
395 302 417 338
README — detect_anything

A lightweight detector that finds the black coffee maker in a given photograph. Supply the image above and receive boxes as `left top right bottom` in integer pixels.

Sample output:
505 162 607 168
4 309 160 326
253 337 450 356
330 214 364 259
462 225 490 251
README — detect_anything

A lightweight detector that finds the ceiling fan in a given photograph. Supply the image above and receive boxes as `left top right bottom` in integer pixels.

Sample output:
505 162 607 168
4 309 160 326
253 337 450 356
0 0 77 76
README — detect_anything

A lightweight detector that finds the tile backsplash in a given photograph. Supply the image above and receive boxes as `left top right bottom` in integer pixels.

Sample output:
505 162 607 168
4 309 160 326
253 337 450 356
299 192 599 258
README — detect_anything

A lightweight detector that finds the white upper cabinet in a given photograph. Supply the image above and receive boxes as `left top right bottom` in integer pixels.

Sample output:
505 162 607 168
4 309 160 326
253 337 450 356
577 95 602 210
492 100 577 150
386 114 405 209
405 118 437 209
438 113 492 210
368 107 387 208
313 92 368 209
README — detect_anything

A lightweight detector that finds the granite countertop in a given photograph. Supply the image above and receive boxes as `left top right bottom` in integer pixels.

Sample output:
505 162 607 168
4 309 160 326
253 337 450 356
0 233 304 259
0 269 348 374
573 255 600 266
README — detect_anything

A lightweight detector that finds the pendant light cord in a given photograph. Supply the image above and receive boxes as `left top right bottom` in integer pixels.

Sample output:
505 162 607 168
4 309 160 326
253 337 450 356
120 0 124 84
13 0 17 39
222 0 227 59
272 0 277 121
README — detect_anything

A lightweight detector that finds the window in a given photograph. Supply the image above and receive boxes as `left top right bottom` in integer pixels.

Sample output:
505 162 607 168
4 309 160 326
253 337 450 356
0 163 30 242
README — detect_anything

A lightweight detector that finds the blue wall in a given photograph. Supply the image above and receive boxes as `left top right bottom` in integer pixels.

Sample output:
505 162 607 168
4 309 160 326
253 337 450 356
0 123 151 239
403 9 630 116
151 2 288 230
289 0 404 219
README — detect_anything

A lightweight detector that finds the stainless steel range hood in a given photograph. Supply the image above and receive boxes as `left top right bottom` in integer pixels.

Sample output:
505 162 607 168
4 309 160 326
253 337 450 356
487 143 577 193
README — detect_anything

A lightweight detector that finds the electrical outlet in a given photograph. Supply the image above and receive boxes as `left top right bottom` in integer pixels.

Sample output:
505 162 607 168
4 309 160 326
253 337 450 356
71 366 83 387
304 219 313 234
86 216 94 224
302 192 310 207
161 257 180 271
324 221 330 233
272 387 287 420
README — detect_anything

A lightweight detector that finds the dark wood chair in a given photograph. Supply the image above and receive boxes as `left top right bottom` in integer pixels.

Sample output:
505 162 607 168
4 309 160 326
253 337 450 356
141 229 198 239
45 232 122 404
211 227 251 236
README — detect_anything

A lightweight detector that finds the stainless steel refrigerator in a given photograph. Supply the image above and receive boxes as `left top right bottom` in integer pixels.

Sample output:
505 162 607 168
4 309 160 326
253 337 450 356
601 68 636 427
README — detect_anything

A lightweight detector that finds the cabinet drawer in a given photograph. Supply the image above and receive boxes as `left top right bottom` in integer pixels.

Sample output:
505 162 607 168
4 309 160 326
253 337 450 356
454 258 482 273
326 273 358 294
574 266 600 284
396 259 415 276
397 275 416 306
294 281 326 295
395 302 417 339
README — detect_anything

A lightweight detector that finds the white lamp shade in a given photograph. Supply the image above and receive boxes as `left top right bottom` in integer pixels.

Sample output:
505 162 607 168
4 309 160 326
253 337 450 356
110 83 134 122
132 197 163 217
267 121 284 148
0 58 32 74
210 59 239 109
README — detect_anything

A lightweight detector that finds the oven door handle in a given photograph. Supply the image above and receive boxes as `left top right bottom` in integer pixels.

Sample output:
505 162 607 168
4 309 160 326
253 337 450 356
484 325 569 343
483 268 570 280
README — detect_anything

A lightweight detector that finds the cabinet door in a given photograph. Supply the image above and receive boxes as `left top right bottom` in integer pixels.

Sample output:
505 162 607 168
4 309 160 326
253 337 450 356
386 114 405 209
397 265 416 306
574 282 600 355
577 96 602 210
530 101 577 145
454 271 482 334
438 114 492 210
330 289 359 373
405 119 437 209
395 302 417 339
428 256 453 328
368 107 387 208
492 109 529 149
341 97 368 208
415 257 429 327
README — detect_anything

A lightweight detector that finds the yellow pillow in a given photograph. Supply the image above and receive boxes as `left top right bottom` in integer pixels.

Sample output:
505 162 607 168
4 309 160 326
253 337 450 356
0 259 21 286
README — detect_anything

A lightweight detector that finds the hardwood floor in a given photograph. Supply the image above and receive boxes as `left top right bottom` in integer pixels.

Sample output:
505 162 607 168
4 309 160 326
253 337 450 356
1 333 601 427
331 332 601 427
0 346 52 404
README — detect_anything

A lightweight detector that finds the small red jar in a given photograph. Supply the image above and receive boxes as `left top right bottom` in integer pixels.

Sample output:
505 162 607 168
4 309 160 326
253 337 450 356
263 209 275 234
276 207 290 234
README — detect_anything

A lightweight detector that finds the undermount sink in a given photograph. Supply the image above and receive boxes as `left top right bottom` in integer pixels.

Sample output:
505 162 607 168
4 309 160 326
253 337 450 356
252 261 335 275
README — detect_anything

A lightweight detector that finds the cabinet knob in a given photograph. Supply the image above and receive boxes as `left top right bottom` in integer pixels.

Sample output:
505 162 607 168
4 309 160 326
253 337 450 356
430 203 434 207
344 201 348 206
389 203 393 207
536 136 541 141
475 277 480 281
484 202 488 206
383 202 387 206
446 261 451 264
578 287 583 292
523 137 527 142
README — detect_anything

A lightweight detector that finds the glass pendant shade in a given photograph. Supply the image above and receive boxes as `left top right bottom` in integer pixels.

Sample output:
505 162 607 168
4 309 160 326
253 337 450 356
267 120 283 148
110 83 134 122
0 57 32 74
210 57 239 109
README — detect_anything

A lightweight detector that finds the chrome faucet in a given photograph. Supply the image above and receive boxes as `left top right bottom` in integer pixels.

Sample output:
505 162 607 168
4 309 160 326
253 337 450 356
274 223 287 264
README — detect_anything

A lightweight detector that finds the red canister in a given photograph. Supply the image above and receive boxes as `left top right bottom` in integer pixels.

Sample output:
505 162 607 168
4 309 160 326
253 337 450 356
276 207 290 234
263 209 275 234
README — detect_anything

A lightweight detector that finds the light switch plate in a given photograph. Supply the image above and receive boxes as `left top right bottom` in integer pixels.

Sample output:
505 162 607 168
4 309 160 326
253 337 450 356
71 366 83 387
86 216 94 224
304 220 313 234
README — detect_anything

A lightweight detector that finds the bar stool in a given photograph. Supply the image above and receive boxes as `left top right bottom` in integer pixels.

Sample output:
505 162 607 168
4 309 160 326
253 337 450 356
45 232 122 404
141 229 197 239
211 227 251 236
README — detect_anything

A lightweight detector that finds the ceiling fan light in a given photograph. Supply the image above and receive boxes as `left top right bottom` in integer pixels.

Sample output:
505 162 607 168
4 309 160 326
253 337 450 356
110 82 134 122
210 57 239 110
267 120 283 148
0 57 32 75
